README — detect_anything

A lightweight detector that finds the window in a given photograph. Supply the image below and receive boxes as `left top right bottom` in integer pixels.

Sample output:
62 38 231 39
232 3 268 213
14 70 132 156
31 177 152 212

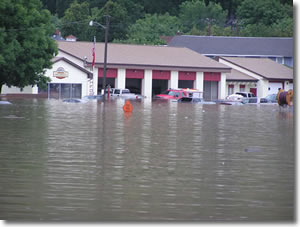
114 89 120 94
168 91 175 96
47 83 82 99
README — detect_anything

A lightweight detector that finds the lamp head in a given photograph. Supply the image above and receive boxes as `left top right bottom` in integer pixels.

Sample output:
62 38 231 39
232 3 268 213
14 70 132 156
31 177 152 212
89 21 94 26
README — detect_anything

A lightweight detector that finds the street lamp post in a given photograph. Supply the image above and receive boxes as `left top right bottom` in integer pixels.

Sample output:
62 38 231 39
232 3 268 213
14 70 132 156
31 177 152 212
89 15 109 98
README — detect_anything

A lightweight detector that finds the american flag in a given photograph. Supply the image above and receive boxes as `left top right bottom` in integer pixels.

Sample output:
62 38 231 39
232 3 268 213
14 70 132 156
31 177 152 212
92 36 96 67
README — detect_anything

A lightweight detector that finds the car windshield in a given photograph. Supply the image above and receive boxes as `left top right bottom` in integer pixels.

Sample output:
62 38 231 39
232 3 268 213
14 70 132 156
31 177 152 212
236 92 247 97
161 90 176 96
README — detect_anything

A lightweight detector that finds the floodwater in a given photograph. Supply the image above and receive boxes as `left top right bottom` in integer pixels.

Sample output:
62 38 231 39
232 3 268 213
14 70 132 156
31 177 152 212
0 98 294 221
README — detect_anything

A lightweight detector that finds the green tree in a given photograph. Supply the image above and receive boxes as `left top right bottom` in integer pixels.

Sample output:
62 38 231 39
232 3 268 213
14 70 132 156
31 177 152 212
55 0 74 18
116 13 181 45
209 0 243 19
41 0 56 14
239 18 293 37
237 0 291 26
0 0 57 93
270 17 293 37
142 0 186 15
60 1 92 41
91 0 129 42
237 0 293 37
179 0 227 33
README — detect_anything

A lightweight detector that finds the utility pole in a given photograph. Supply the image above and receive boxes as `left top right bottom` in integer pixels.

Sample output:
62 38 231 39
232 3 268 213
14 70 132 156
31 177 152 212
102 4 110 99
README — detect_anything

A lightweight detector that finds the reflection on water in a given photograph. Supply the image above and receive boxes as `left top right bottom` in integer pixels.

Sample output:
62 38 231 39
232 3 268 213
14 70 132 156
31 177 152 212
0 99 294 221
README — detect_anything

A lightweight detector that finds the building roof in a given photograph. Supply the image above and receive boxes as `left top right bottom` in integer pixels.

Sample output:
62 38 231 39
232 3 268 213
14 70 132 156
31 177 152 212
57 41 231 72
51 57 92 77
226 68 258 81
220 57 293 80
168 35 293 57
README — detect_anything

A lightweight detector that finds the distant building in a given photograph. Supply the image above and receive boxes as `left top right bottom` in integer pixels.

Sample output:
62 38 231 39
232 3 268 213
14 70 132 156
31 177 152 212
168 35 293 67
51 29 65 41
219 57 293 97
65 35 77 42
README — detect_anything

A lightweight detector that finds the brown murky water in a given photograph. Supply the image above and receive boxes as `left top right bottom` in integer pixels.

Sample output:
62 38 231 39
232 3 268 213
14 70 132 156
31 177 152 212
0 99 294 221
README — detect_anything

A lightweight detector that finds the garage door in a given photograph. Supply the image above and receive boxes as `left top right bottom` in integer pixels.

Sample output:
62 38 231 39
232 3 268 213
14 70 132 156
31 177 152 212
203 81 218 101
268 82 283 95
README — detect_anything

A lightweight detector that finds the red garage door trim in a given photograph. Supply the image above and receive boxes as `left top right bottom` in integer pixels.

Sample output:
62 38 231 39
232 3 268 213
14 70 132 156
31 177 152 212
179 71 196 80
126 69 144 79
152 70 170 80
204 72 221 81
98 68 117 78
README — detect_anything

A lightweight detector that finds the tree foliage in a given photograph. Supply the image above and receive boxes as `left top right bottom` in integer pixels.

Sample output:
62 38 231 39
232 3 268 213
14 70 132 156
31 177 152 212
117 13 181 45
236 0 293 37
0 0 57 92
91 0 129 42
41 0 293 45
237 0 291 26
179 0 227 33
61 1 92 41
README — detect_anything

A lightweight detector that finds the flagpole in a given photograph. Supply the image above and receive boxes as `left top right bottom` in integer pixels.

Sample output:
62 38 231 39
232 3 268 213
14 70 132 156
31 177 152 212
89 4 109 99
92 36 96 69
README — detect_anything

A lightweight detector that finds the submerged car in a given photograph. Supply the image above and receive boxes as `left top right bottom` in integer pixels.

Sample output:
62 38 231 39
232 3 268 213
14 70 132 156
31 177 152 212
226 92 257 104
63 98 88 103
83 95 104 100
154 89 188 100
177 90 216 104
260 94 277 103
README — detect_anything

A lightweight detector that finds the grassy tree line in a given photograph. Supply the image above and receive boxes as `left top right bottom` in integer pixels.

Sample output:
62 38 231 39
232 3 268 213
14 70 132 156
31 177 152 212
45 0 293 45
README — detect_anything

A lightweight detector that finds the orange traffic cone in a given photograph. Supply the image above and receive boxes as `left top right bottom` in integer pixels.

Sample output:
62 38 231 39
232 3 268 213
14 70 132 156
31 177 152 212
123 100 133 112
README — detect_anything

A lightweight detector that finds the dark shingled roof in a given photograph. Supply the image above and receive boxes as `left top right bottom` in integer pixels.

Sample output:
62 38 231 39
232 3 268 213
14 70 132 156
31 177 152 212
168 35 293 57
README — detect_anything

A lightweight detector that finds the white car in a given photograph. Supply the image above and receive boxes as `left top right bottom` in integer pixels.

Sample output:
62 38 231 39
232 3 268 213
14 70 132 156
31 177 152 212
109 88 144 99
226 94 244 101
226 92 257 103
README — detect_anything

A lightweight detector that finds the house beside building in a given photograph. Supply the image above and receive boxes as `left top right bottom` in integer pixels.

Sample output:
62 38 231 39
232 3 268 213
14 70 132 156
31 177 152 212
168 35 293 68
219 57 293 98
